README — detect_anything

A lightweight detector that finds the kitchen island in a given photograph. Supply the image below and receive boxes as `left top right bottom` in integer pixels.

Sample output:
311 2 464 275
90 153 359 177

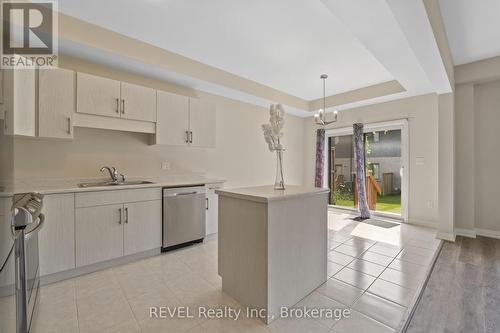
216 185 330 324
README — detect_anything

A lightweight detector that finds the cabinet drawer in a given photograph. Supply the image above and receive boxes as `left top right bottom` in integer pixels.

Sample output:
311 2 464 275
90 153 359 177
75 188 161 208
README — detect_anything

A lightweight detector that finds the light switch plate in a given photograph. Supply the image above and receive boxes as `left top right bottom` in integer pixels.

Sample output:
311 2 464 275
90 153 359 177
161 161 170 170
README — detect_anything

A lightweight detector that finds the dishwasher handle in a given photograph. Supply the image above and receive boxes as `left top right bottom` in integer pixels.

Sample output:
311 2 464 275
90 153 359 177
163 186 206 197
176 192 198 196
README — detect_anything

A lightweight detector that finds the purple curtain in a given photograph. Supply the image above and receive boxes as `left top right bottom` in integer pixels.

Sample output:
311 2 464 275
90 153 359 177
353 123 371 219
314 129 325 187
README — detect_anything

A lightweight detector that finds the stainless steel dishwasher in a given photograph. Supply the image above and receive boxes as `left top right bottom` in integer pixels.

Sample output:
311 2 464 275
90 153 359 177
162 186 206 251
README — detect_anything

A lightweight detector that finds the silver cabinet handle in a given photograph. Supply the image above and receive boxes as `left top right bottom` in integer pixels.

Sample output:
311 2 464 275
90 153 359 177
185 130 189 143
118 208 122 224
124 207 129 223
121 99 125 114
67 117 72 135
189 131 193 143
206 198 209 210
116 98 120 114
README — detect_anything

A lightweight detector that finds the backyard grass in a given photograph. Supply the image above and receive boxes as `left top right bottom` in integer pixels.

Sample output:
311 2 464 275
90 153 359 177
334 194 401 214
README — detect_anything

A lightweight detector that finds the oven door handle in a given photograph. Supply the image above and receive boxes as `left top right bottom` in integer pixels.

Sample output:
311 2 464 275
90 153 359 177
24 214 45 240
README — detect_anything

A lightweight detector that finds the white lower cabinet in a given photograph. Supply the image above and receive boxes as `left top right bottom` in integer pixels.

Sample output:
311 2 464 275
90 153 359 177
76 204 124 267
75 188 162 268
206 183 222 235
39 194 76 276
123 200 162 256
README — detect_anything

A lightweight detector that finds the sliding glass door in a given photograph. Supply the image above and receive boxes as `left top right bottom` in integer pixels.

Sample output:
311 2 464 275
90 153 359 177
326 121 408 220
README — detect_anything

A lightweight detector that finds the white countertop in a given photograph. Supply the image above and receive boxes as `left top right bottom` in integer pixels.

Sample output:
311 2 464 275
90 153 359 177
215 185 330 203
8 176 225 195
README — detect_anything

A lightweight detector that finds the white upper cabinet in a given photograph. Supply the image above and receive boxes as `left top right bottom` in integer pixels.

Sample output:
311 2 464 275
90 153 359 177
120 82 156 122
155 90 190 146
38 68 75 139
2 68 36 136
77 72 121 118
189 98 216 148
153 91 216 148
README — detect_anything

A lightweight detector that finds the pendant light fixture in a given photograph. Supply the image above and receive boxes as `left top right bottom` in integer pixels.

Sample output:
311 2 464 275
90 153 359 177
314 74 338 126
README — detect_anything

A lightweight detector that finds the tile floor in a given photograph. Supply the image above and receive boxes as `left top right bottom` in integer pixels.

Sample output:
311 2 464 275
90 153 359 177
31 210 441 333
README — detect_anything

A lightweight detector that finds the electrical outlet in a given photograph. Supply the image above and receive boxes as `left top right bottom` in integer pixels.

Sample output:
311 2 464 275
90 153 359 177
161 161 170 170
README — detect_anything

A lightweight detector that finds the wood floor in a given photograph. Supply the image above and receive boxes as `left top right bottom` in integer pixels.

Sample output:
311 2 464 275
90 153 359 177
406 236 500 333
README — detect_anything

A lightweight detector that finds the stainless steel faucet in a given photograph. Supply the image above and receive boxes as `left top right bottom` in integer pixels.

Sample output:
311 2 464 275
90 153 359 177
100 166 119 182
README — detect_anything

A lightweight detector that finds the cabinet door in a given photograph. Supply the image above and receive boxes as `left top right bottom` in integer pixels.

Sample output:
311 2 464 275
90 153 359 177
2 69 36 136
76 204 124 267
120 82 156 122
205 189 219 235
123 200 161 255
39 194 75 276
155 90 189 146
76 72 121 118
189 98 216 148
38 68 75 139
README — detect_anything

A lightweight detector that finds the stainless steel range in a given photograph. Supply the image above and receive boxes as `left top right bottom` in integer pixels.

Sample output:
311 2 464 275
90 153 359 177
0 193 44 333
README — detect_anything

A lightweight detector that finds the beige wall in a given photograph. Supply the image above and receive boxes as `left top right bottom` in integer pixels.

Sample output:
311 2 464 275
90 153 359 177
12 58 306 189
0 119 14 192
454 83 475 231
303 94 440 226
473 80 500 232
454 79 500 235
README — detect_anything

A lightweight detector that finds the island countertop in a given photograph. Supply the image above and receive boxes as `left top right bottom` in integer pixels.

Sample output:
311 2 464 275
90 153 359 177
215 185 329 203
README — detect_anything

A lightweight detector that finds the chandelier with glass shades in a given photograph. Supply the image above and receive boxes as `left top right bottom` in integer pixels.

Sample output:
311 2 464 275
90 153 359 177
314 74 338 126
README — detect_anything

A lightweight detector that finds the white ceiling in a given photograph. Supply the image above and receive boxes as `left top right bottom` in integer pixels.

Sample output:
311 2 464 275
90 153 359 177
58 0 393 100
57 0 453 114
439 0 500 65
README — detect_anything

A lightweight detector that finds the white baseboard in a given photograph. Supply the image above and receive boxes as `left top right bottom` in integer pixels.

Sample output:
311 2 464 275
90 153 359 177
475 228 500 240
407 219 437 229
455 228 477 238
454 227 500 240
436 232 456 242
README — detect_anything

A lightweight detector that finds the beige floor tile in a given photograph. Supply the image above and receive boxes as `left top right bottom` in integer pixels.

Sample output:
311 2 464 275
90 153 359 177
316 278 363 307
29 211 439 333
75 269 121 300
368 243 402 257
396 251 433 266
388 258 427 272
329 309 394 333
368 279 415 307
352 292 406 329
334 267 376 290
294 291 348 329
32 299 79 333
343 237 376 248
77 288 135 333
266 317 331 333
360 251 394 266
327 260 344 278
334 244 368 258
347 259 385 277
328 251 355 266
127 288 181 322
379 267 424 290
